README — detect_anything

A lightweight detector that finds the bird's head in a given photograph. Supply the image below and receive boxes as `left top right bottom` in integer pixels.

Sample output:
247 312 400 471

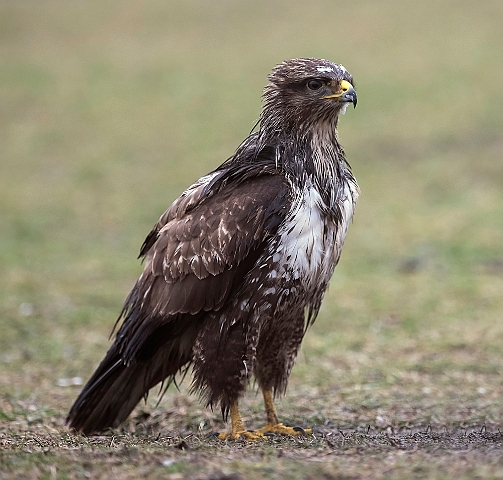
261 58 356 136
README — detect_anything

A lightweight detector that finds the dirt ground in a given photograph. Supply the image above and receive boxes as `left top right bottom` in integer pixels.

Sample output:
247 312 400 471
2 395 503 479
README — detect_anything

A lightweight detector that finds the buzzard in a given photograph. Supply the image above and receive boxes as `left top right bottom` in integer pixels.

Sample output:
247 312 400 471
67 58 359 440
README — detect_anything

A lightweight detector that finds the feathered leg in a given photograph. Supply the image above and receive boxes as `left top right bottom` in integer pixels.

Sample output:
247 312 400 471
253 311 312 436
192 313 265 440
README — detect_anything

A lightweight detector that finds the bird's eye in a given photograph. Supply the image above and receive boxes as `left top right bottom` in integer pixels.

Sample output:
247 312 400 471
306 79 324 91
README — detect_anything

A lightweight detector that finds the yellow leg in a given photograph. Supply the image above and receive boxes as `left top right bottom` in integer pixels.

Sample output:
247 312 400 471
255 389 312 436
263 389 279 425
217 400 262 440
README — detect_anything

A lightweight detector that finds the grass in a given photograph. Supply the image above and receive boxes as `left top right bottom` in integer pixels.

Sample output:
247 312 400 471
1 0 503 478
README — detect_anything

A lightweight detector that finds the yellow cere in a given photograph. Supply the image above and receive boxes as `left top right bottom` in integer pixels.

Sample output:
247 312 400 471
339 80 353 93
322 79 354 99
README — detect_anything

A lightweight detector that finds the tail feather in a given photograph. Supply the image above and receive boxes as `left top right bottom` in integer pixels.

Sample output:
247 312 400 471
67 350 151 433
67 327 196 434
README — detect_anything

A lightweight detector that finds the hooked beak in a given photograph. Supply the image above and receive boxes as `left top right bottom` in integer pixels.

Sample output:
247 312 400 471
322 79 357 108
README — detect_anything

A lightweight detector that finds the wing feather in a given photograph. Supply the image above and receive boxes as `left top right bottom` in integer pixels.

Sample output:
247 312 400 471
115 173 290 361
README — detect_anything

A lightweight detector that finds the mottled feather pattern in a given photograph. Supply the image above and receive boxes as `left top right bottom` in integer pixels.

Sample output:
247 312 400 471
113 174 290 359
67 58 359 434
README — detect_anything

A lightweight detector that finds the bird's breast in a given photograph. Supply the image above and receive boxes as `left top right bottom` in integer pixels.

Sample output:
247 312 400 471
272 179 355 290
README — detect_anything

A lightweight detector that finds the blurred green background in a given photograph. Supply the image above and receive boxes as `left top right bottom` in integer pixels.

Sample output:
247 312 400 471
2 0 503 449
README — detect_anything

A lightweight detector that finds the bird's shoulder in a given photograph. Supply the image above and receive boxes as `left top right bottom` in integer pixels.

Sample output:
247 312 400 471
115 153 292 324
139 144 291 283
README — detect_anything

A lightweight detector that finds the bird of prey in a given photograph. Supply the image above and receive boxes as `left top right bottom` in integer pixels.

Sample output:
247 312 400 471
67 57 359 440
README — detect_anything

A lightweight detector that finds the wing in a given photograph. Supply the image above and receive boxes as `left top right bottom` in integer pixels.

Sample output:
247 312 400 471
115 172 290 361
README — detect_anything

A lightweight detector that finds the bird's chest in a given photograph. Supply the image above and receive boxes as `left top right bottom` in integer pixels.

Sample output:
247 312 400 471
271 181 354 291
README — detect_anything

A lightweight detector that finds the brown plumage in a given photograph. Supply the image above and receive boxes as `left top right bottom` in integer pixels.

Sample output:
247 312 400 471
67 58 359 439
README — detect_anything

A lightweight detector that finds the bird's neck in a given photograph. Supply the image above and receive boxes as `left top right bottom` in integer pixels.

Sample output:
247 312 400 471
308 122 349 212
247 116 356 215
273 119 350 210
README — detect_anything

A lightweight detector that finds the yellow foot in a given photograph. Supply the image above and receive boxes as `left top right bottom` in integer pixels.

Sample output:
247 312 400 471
217 430 264 441
255 423 312 436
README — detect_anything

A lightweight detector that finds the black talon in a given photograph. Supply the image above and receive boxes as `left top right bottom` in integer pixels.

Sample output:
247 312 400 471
263 431 276 437
293 426 306 434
